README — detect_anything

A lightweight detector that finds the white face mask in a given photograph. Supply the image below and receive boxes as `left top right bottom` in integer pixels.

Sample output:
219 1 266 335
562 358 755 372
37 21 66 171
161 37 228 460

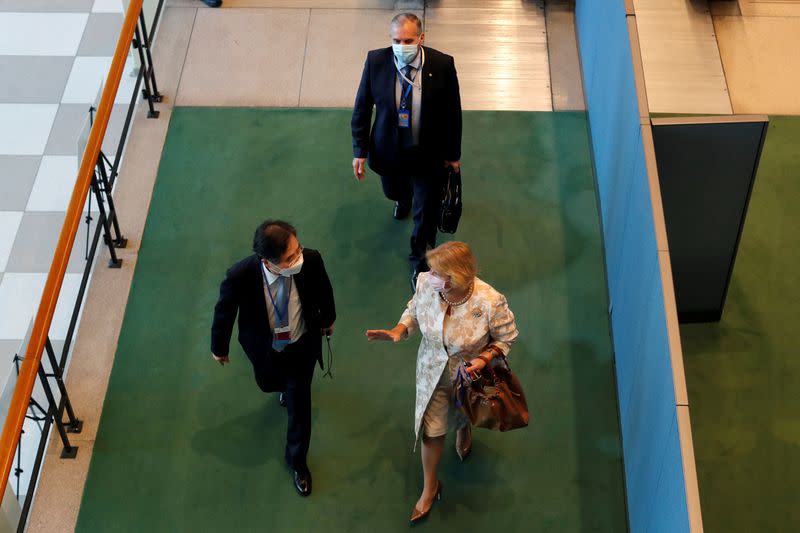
429 273 448 293
392 43 419 66
268 252 304 277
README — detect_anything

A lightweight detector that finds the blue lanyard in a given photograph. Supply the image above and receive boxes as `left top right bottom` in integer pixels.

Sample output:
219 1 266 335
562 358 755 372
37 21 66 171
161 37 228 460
400 76 416 109
261 266 291 323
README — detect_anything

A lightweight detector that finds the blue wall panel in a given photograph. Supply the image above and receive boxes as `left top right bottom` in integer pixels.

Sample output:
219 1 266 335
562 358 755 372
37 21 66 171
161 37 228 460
575 1 691 531
623 280 676 530
613 253 656 419
650 413 691 533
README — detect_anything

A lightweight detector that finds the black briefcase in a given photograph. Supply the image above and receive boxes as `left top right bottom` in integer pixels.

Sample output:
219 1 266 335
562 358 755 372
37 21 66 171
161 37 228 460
439 169 462 234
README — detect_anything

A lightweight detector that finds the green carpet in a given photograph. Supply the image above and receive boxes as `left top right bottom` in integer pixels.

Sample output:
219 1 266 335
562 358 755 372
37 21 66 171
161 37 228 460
681 116 800 531
75 109 627 532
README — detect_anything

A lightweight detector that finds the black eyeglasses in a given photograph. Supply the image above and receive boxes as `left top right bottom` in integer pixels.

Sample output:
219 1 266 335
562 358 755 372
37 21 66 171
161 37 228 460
283 245 303 266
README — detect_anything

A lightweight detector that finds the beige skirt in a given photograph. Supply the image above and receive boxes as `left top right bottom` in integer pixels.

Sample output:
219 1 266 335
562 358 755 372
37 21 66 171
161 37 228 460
422 355 469 438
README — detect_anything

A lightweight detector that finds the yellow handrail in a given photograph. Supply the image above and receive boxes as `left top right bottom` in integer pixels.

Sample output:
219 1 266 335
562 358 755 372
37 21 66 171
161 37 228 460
0 0 145 502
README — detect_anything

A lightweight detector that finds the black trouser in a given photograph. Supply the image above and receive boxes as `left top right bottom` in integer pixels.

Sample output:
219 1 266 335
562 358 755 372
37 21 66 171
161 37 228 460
252 333 317 474
380 158 445 272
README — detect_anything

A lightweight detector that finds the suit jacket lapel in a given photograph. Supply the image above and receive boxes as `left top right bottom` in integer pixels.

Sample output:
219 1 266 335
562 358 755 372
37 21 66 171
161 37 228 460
293 266 309 312
383 47 398 115
249 255 271 337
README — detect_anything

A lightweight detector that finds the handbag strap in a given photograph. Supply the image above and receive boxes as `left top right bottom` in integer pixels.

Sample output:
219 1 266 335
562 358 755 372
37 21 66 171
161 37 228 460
476 354 492 367
454 365 471 409
493 354 511 370
443 171 453 201
476 346 505 375
487 345 504 358
322 334 333 379
480 352 516 385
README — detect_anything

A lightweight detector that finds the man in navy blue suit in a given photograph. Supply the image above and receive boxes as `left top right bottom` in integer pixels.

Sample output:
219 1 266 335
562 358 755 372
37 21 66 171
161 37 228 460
211 220 335 497
351 13 462 291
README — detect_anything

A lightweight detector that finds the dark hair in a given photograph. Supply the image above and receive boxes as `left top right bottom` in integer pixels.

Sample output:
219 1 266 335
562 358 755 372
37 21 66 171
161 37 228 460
252 220 297 261
391 13 423 35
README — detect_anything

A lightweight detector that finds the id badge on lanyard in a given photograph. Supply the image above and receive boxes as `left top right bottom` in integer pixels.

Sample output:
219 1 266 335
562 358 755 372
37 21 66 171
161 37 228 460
273 326 291 350
398 81 412 129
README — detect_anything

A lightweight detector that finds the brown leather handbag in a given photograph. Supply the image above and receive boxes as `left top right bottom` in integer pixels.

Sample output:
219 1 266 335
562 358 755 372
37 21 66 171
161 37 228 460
454 354 529 431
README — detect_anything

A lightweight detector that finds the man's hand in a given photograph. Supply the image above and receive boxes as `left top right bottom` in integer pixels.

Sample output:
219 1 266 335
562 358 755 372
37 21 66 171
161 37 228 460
212 353 230 366
353 158 367 181
444 160 461 173
322 324 335 337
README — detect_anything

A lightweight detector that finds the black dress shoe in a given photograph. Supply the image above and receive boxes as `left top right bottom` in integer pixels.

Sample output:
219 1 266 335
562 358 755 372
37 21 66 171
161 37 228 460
293 470 312 497
199 0 222 7
393 201 411 220
279 392 287 407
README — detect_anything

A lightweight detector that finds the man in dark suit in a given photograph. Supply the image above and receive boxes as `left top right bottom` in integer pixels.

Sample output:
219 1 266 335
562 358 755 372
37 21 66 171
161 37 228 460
351 13 462 290
211 220 335 497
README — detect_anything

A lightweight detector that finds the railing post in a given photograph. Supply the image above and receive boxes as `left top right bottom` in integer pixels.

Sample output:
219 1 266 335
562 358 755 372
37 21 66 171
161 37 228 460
96 153 127 250
44 339 83 435
91 155 123 268
138 10 162 104
133 17 160 118
17 397 56 532
35 364 76 460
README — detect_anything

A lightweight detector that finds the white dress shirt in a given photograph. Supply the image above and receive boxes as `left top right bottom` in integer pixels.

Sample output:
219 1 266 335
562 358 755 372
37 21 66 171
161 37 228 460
261 263 307 344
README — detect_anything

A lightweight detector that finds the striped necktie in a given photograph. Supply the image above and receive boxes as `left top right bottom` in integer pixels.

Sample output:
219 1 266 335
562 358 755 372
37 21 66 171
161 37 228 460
271 276 290 351
399 65 415 150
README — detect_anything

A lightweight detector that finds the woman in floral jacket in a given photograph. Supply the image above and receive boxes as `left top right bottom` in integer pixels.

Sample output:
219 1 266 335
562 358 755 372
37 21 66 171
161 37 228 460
366 241 519 524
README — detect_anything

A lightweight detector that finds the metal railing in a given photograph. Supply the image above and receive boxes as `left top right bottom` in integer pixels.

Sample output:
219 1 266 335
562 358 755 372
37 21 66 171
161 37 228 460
0 0 165 529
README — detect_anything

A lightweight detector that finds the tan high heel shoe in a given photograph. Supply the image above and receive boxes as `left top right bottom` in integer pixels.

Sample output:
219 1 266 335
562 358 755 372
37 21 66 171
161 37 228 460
409 480 443 525
456 425 472 462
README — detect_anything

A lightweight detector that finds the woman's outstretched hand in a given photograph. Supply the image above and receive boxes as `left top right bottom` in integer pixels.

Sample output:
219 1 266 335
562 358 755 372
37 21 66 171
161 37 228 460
365 329 401 342
365 325 405 342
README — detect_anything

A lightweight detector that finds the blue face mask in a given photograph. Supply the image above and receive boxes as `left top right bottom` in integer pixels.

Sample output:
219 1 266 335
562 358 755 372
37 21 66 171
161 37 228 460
392 43 419 66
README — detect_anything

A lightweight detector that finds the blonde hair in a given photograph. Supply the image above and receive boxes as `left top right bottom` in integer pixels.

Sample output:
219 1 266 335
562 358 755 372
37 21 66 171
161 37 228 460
426 242 477 290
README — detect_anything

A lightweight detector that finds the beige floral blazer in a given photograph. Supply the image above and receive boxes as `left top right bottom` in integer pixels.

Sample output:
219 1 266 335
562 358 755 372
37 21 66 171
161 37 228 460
399 272 519 444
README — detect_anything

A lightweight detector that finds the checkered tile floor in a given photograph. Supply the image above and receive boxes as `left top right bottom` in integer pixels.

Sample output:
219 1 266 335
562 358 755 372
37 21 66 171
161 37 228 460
0 0 130 383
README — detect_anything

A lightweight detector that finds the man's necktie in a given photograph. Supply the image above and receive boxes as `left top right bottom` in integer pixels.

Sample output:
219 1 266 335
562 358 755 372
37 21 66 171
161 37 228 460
271 276 290 351
399 65 415 150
